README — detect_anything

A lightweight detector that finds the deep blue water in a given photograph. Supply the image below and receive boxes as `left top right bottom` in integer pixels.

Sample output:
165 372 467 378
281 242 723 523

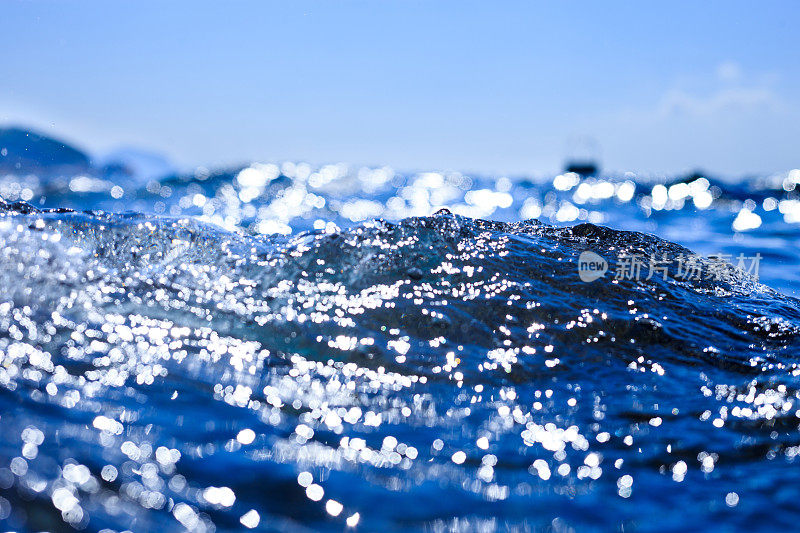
1 148 800 531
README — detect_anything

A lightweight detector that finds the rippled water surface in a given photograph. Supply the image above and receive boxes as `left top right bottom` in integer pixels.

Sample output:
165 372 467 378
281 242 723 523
2 159 800 531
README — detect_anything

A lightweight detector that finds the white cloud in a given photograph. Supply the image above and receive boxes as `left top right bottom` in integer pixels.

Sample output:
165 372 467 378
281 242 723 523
656 86 778 117
716 60 742 83
654 62 783 118
587 62 798 176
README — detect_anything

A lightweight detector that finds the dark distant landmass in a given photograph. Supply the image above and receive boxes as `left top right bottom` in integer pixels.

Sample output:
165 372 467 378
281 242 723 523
0 127 174 181
0 127 92 174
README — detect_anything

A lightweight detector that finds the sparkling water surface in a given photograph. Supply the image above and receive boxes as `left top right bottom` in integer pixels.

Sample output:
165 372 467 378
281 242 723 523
1 158 800 531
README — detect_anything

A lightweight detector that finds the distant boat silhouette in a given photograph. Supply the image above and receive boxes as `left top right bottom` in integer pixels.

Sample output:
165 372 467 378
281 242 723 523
564 160 599 176
563 135 601 176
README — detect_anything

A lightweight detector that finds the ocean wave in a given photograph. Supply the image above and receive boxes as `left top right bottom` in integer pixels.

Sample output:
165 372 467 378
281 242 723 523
1 197 799 531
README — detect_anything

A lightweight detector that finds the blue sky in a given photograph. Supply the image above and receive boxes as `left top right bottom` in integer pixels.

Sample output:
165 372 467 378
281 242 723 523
1 1 798 177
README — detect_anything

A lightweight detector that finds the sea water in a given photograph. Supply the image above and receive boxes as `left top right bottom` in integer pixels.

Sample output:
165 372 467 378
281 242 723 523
1 159 799 531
